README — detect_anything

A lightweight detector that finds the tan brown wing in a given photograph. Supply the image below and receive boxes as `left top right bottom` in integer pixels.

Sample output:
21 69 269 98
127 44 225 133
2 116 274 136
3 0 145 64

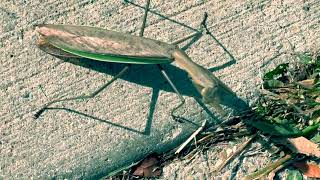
37 37 81 58
37 24 177 63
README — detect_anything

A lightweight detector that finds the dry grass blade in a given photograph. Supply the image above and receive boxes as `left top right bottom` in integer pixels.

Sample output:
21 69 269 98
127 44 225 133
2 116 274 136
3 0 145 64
175 120 207 154
212 134 257 174
242 154 294 180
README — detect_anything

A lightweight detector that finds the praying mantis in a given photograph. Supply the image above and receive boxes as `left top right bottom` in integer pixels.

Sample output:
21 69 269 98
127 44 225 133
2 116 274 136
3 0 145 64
34 0 235 120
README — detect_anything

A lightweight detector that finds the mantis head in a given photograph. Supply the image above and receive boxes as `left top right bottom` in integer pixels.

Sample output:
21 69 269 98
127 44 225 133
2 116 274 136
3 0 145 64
192 76 228 116
172 49 234 116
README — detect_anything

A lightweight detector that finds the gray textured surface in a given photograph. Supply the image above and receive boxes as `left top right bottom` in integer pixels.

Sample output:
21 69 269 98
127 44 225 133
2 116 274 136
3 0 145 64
0 0 319 179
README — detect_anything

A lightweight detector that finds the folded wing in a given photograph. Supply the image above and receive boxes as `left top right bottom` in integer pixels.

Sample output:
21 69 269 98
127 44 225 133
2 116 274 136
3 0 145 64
37 24 177 64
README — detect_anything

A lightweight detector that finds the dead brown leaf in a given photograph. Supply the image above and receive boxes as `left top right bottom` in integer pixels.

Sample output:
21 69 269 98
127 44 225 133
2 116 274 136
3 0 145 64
293 162 320 178
273 137 320 157
297 79 315 89
132 156 161 177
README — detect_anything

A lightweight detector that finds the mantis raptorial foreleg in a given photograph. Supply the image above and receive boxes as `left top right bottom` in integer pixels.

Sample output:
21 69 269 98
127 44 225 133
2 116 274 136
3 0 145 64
157 14 208 120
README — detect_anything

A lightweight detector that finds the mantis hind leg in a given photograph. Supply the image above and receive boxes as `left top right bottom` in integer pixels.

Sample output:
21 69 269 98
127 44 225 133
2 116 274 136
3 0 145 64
139 0 151 37
34 66 130 119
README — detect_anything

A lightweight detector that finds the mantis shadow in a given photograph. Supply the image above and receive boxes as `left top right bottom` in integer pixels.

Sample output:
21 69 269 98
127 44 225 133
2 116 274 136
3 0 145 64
45 45 246 136
47 58 211 135
38 5 249 135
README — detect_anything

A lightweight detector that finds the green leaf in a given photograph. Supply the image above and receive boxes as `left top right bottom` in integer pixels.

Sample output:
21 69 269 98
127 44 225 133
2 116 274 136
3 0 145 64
264 79 285 89
249 120 302 137
301 124 320 137
273 117 289 124
311 132 320 143
286 169 303 180
296 53 313 65
264 63 289 80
